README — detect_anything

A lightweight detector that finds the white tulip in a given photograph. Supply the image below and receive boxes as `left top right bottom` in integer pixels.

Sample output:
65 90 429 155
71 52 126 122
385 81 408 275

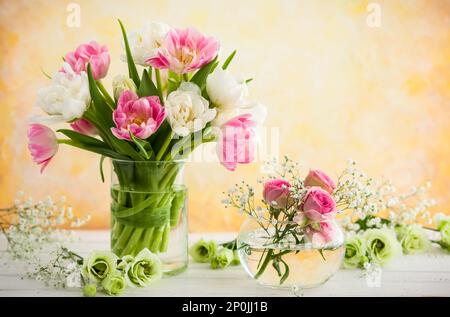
122 22 171 66
206 68 248 110
34 63 90 124
165 82 216 137
211 102 267 128
241 102 267 125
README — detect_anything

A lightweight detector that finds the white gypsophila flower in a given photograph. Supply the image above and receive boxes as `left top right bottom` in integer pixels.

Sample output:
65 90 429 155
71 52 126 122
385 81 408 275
206 68 248 110
122 21 171 66
33 63 90 124
165 82 216 137
65 270 82 288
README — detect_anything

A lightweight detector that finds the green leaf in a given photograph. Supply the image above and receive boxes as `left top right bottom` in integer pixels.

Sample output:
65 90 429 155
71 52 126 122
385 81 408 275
318 249 327 261
118 19 140 87
59 139 129 160
271 258 282 277
245 78 253 84
222 50 236 70
40 67 52 79
129 131 150 160
57 129 108 148
87 64 113 125
190 56 218 91
138 69 160 100
99 156 106 183
279 258 290 285
167 70 181 95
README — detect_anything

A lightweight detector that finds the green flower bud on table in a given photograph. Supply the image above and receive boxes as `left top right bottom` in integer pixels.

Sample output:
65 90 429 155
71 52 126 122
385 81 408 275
343 234 367 269
83 283 97 297
117 255 134 271
125 248 162 287
364 228 402 266
395 225 431 254
210 248 234 269
82 250 118 282
189 239 217 263
231 250 240 265
101 271 127 296
437 218 450 246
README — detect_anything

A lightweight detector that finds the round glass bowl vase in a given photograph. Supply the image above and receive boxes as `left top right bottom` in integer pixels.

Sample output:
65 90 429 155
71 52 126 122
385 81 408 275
237 218 345 290
110 159 188 276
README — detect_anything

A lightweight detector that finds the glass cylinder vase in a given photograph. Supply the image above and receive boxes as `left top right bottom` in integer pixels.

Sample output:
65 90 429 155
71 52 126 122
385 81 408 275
237 217 345 290
110 159 188 276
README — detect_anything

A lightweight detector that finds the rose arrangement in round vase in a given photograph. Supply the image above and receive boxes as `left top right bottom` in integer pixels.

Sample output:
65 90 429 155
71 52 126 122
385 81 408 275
223 159 345 289
27 20 266 275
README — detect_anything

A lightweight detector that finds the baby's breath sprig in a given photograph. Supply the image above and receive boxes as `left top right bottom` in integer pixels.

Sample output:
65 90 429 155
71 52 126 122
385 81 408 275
0 191 90 262
335 159 437 234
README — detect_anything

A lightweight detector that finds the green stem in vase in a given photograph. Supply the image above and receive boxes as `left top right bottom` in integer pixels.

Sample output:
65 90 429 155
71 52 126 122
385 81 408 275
254 249 274 279
137 227 155 252
114 225 134 253
121 227 144 255
150 226 165 253
160 223 171 252
156 132 173 160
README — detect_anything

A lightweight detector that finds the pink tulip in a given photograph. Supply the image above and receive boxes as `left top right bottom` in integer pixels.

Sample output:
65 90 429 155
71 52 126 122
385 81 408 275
306 221 337 244
263 179 291 208
70 119 98 136
111 90 165 141
147 27 219 74
304 169 336 194
217 114 256 171
62 41 110 80
27 124 59 173
301 186 336 221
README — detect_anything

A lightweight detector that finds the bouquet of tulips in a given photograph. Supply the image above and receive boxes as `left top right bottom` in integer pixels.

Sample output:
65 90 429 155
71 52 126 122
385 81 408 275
27 20 266 257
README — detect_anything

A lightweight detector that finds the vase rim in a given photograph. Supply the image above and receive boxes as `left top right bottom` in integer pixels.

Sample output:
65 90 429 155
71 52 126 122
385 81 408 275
110 158 186 164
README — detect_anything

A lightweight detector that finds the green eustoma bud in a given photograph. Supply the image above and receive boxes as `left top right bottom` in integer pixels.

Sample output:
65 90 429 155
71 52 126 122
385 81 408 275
101 271 127 296
210 248 234 269
395 225 431 254
189 239 217 263
343 234 367 269
83 283 97 297
364 228 402 266
125 248 162 287
82 250 118 282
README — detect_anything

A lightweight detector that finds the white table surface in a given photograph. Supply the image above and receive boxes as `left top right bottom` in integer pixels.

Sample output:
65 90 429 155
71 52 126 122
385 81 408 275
1 231 449 297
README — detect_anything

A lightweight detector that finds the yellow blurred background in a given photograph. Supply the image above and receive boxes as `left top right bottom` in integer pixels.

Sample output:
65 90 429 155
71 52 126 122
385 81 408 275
0 0 449 231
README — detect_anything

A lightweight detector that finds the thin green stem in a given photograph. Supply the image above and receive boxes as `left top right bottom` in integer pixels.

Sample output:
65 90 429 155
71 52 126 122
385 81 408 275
96 81 115 110
155 69 162 92
254 249 274 279
156 132 173 161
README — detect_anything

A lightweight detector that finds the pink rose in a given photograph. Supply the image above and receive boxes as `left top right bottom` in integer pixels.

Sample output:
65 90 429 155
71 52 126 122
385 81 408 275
306 221 338 245
302 186 336 221
217 114 256 171
63 41 110 80
263 179 291 208
147 27 219 74
304 169 336 194
70 119 98 136
27 124 59 173
111 90 166 141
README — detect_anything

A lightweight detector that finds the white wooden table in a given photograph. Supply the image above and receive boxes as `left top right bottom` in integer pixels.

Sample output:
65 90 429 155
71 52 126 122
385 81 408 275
1 231 449 297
